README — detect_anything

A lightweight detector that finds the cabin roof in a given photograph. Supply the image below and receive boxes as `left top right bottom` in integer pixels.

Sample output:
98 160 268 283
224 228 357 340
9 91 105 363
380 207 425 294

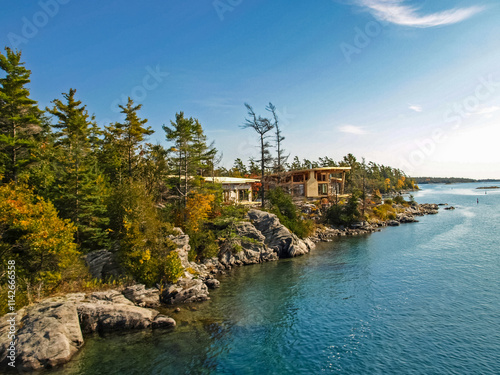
203 177 260 184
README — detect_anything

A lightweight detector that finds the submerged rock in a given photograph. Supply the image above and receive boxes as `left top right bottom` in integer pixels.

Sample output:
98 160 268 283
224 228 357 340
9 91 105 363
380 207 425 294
152 314 176 329
162 279 209 304
205 278 221 289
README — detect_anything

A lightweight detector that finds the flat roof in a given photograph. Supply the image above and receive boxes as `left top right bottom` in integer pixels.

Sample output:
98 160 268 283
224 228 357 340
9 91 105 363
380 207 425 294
203 177 260 184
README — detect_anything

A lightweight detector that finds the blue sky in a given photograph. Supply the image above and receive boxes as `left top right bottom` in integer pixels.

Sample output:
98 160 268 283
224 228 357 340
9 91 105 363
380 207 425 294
1 0 500 178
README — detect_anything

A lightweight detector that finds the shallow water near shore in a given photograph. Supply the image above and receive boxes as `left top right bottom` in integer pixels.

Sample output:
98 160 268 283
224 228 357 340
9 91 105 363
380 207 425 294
49 182 500 375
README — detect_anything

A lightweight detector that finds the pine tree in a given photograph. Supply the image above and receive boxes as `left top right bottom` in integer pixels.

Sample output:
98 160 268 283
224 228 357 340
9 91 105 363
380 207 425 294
100 122 127 184
231 158 247 177
47 89 109 251
0 47 43 182
116 98 153 178
163 112 216 208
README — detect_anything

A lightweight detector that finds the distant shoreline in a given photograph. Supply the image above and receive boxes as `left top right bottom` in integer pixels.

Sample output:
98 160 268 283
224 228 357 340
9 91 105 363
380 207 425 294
412 178 500 185
477 186 500 189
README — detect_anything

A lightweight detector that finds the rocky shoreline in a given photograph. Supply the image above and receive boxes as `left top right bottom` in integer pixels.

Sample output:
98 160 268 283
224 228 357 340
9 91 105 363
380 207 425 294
309 203 439 241
0 204 439 372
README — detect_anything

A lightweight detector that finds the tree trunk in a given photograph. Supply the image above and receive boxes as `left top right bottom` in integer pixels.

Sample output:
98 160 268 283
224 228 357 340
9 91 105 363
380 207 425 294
260 135 265 208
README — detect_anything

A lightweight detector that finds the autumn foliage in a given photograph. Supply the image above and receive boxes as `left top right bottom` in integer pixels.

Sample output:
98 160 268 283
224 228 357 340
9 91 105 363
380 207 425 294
0 182 83 311
185 192 215 233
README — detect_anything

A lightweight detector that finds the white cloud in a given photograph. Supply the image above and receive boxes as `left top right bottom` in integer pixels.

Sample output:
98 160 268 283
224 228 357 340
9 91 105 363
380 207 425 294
338 125 367 135
409 104 422 112
465 105 500 119
473 106 500 115
359 0 484 28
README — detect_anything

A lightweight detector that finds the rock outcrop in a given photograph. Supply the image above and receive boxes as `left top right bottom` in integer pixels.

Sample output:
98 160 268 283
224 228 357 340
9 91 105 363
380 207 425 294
247 209 315 257
0 289 176 372
77 301 159 334
162 279 209 304
0 298 84 371
122 284 160 308
310 202 441 241
84 250 121 280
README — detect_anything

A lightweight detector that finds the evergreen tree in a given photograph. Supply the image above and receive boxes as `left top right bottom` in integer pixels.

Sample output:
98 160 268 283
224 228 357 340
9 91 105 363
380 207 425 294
100 121 127 184
163 112 216 208
231 158 247 177
116 98 153 178
47 89 109 251
0 47 43 182
248 157 261 176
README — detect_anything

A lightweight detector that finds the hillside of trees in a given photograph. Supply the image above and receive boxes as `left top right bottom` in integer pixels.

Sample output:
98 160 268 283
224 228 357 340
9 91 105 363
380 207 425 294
0 47 417 312
412 177 476 184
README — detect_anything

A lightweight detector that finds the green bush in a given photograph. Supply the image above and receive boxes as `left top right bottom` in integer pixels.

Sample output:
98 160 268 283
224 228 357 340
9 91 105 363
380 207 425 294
267 187 315 238
372 203 397 221
325 191 361 226
218 204 248 221
388 212 397 220
189 229 219 260
161 252 184 284
384 198 393 205
111 180 181 286
393 195 406 205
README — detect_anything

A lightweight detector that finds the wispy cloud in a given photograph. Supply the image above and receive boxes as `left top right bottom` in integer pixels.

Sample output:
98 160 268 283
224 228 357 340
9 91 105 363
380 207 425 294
409 104 422 112
466 105 500 119
339 125 368 135
358 0 484 28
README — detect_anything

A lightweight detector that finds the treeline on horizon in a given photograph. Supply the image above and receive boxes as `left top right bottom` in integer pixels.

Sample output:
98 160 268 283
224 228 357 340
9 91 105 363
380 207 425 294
0 47 416 311
412 177 498 184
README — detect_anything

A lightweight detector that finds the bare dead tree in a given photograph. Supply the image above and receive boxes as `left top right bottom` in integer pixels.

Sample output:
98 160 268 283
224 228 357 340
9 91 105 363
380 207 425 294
241 103 274 208
266 102 288 175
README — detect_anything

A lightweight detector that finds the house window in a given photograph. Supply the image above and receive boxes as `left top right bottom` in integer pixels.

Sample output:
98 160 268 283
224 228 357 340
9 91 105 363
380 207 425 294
293 184 305 196
316 173 327 182
318 183 329 195
238 189 249 201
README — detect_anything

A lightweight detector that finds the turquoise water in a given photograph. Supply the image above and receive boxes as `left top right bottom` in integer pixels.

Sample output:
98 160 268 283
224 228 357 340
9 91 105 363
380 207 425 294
52 183 500 375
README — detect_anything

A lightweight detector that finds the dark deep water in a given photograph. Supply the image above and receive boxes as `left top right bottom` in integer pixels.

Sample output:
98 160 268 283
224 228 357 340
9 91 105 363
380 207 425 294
50 182 500 374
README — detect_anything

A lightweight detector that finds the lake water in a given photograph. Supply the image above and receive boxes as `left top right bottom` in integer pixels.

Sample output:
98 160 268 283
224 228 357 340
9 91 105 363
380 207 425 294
51 182 500 375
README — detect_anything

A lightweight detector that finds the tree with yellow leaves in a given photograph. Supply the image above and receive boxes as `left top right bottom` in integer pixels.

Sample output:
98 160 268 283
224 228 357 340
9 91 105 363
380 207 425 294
185 192 215 233
0 181 81 306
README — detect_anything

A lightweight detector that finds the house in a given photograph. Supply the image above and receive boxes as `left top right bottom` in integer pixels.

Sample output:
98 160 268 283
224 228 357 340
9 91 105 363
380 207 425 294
263 167 351 200
203 176 260 204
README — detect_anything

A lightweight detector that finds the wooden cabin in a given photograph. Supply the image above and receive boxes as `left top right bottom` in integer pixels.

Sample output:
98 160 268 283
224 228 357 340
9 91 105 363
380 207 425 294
203 177 260 204
263 167 351 200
